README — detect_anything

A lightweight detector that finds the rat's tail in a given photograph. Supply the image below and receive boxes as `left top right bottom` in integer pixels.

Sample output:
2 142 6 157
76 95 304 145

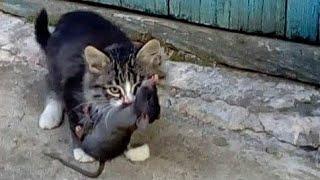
43 152 105 178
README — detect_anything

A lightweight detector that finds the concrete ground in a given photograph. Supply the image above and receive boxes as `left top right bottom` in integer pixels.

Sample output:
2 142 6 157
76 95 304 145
0 11 320 180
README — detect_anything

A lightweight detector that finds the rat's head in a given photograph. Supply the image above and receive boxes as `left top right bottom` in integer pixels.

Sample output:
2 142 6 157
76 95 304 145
83 39 167 107
133 76 160 131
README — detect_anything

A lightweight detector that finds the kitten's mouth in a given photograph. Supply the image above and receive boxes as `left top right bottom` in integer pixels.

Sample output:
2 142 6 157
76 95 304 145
121 102 132 108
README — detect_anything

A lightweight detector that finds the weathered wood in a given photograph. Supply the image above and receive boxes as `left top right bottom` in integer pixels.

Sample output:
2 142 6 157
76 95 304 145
85 0 121 6
215 0 231 29
286 0 320 42
84 0 168 15
84 0 320 43
261 0 286 35
121 0 168 15
198 0 216 26
169 0 200 23
170 0 286 35
228 0 249 31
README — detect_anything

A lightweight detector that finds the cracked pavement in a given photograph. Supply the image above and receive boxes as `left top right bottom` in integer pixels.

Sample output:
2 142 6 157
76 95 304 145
0 11 320 180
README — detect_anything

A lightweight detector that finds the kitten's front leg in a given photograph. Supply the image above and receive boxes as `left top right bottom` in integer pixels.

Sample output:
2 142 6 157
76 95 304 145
125 144 150 162
39 93 64 129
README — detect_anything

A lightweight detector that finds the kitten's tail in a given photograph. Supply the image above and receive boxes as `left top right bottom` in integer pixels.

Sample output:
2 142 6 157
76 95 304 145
35 9 51 50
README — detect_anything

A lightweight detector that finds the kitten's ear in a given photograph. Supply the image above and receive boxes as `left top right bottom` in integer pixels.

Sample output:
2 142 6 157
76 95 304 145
136 39 168 78
84 46 110 74
136 39 162 65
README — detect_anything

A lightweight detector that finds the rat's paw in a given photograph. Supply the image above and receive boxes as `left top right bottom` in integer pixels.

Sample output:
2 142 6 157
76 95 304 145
73 148 95 163
124 144 150 162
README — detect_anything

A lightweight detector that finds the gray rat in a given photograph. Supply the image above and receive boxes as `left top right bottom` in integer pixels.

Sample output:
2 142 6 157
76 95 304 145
44 76 160 178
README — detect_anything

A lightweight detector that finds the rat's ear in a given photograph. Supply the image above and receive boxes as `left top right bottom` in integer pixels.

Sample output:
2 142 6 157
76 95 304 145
84 46 110 74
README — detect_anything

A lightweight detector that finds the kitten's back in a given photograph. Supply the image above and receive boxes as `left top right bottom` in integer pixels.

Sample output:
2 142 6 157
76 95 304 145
35 10 131 54
52 11 130 48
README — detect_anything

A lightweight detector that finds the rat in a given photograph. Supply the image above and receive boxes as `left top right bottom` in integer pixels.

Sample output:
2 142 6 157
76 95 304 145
43 76 160 178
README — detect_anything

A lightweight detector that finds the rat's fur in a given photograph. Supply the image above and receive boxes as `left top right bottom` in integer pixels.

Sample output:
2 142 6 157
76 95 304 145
45 78 158 177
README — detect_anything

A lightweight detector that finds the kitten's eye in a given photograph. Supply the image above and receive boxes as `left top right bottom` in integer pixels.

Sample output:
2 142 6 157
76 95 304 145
110 87 119 93
106 87 121 97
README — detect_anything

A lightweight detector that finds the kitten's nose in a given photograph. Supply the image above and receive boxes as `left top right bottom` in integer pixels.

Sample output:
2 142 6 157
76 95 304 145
122 96 133 105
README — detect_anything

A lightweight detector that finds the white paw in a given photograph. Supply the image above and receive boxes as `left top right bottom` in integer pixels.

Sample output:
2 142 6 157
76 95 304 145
39 99 63 129
124 144 150 162
73 148 95 163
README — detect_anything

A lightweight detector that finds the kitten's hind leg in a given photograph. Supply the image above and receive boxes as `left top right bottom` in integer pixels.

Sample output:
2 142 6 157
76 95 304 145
39 92 64 129
39 70 64 129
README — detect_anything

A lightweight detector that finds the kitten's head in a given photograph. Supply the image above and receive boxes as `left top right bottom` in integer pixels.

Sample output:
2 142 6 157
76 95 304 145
83 39 167 107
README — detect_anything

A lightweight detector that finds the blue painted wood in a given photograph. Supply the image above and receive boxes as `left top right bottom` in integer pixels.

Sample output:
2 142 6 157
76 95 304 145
215 0 231 29
261 0 286 35
169 0 201 23
198 0 217 26
319 15 320 42
85 0 168 15
86 0 121 6
170 0 286 35
121 0 168 15
286 0 320 42
84 0 319 42
247 0 260 32
228 0 249 31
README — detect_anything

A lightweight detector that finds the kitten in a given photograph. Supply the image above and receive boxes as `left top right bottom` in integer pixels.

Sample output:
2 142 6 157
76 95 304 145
35 9 166 162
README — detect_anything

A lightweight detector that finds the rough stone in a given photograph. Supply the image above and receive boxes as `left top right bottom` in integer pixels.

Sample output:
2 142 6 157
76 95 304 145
0 11 43 66
258 113 320 147
163 61 320 147
0 0 320 85
212 136 229 147
173 97 250 130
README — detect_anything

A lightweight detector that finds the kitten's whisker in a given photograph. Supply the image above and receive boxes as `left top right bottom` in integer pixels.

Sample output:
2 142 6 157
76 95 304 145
67 100 111 115
83 102 114 117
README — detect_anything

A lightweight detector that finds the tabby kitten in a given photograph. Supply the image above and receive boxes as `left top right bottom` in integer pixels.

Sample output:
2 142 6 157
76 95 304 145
35 9 166 162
